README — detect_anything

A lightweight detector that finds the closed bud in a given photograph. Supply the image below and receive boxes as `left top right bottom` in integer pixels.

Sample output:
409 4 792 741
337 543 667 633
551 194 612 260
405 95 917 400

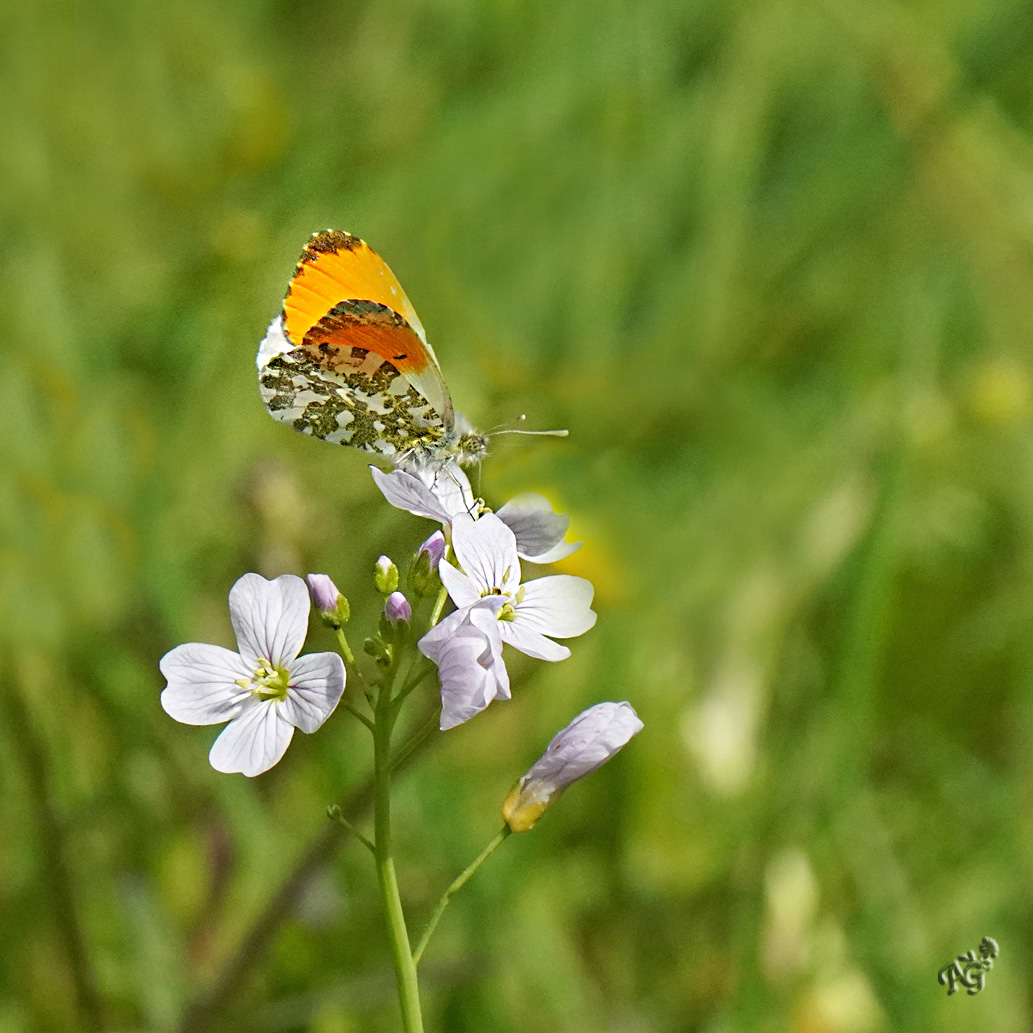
379 591 412 647
419 530 446 570
384 591 412 624
502 702 643 833
363 635 392 666
409 530 447 596
374 555 399 595
306 573 350 628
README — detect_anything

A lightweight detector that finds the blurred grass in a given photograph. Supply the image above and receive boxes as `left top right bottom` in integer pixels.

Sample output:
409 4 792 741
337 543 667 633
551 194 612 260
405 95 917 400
5 0 1033 1029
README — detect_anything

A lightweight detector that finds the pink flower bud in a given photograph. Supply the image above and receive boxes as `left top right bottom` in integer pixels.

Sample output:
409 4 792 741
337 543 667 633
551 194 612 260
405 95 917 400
418 530 447 571
306 573 342 614
375 555 399 594
502 701 643 832
384 591 412 624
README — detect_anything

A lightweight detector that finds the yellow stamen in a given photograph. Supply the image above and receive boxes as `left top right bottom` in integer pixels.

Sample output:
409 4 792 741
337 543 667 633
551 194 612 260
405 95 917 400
247 658 290 701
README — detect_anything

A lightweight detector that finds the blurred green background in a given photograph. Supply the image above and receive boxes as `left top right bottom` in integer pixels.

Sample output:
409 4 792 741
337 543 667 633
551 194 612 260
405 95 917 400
4 0 1033 1029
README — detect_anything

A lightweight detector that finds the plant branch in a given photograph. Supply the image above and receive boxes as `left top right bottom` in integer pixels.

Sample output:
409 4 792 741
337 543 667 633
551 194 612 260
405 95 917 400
327 805 375 854
390 706 441 771
373 662 424 1031
173 705 440 1033
412 827 512 967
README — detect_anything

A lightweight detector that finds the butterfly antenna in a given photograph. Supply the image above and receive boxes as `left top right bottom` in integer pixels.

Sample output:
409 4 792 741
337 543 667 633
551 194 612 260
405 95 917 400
492 428 569 437
489 414 568 438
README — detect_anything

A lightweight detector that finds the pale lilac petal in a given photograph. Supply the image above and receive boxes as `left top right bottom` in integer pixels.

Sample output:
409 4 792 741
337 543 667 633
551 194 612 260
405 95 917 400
279 652 346 733
420 598 508 728
434 636 495 729
229 573 310 666
515 576 597 638
465 601 511 699
438 562 481 608
527 702 643 789
370 462 474 524
498 620 571 662
428 462 476 521
523 539 582 564
209 700 295 776
371 466 449 522
497 493 582 563
420 596 505 654
159 643 253 725
450 514 520 594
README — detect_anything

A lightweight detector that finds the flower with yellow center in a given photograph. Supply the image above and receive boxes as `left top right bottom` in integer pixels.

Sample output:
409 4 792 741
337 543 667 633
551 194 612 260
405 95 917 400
438 513 596 661
160 573 346 776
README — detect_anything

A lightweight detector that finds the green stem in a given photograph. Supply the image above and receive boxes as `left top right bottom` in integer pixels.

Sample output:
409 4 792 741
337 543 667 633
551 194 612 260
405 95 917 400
327 805 375 854
333 627 376 731
426 543 453 630
373 671 424 1032
334 626 357 666
341 699 375 732
428 583 449 629
392 660 434 711
390 706 441 771
412 826 512 967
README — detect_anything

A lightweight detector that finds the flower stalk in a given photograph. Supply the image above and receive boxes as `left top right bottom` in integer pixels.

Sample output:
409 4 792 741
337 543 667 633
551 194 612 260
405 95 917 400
373 657 424 1033
160 454 640 1033
412 826 512 967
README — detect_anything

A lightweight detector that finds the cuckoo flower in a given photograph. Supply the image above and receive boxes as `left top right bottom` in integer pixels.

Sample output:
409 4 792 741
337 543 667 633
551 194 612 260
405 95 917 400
371 462 581 563
419 597 510 729
160 574 346 777
370 462 475 526
439 513 595 661
496 492 581 563
503 701 644 832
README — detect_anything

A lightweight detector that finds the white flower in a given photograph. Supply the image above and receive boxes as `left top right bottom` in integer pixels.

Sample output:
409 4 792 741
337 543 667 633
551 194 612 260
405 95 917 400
502 701 643 832
370 461 475 526
160 573 346 777
496 492 581 563
438 513 596 661
418 597 510 729
370 462 581 563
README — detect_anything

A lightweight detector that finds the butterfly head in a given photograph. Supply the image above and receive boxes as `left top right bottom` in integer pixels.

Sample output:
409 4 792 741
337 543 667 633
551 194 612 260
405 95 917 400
451 413 490 467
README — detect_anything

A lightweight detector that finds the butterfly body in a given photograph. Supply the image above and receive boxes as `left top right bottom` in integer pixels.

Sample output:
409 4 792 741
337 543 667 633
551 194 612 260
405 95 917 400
257 230 488 468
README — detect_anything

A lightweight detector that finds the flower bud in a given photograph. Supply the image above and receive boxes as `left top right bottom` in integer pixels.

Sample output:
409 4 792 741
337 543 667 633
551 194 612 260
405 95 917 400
419 530 446 570
363 635 392 666
374 555 399 595
305 573 350 628
384 591 412 624
502 701 643 833
408 530 447 597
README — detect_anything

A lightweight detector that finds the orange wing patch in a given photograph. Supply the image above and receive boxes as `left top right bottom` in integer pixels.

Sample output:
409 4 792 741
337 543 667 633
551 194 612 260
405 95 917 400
283 230 427 350
299 301 428 376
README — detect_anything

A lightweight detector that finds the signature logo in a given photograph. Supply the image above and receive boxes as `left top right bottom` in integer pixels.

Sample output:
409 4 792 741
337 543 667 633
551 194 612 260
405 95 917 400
938 936 999 996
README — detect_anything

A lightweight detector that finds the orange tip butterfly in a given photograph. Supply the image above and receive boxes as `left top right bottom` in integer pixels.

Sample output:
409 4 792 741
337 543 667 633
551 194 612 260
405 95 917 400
257 230 492 468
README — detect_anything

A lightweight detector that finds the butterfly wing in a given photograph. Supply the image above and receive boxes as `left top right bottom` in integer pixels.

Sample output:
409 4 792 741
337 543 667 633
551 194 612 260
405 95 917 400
257 230 455 459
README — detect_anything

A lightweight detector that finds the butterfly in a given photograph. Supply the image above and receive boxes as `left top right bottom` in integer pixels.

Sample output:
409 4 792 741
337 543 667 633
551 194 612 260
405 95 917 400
257 229 489 468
